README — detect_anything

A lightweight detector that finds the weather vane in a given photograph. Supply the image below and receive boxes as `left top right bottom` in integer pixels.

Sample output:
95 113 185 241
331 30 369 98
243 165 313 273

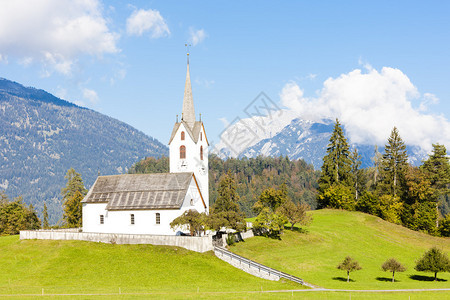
185 43 191 63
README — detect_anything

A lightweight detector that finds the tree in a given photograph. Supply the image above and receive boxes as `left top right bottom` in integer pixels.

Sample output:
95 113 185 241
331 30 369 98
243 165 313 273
415 247 450 281
380 127 408 197
371 145 383 185
438 214 450 237
252 207 287 238
349 148 364 200
318 119 352 199
381 258 406 282
213 170 240 213
253 185 288 214
421 144 450 227
63 191 83 228
317 183 355 210
337 256 362 282
61 168 87 228
170 210 206 236
277 201 312 230
378 195 403 224
211 171 246 231
0 196 40 235
42 203 49 229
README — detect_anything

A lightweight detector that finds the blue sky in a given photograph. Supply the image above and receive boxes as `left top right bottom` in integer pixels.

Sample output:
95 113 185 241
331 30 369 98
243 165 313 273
1 0 449 151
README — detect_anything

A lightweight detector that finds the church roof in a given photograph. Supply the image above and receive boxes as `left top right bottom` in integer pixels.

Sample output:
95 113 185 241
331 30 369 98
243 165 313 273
168 120 208 145
81 173 195 210
181 54 196 130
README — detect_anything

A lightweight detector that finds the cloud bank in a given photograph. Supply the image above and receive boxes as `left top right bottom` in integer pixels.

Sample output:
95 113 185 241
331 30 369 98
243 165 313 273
0 0 119 75
126 9 170 38
280 66 450 152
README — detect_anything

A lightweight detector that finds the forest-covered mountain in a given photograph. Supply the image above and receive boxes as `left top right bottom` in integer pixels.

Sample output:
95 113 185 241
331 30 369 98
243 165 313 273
0 78 168 223
129 154 321 217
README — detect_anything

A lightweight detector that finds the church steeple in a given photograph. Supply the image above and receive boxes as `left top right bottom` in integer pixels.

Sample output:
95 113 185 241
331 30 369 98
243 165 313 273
181 52 196 129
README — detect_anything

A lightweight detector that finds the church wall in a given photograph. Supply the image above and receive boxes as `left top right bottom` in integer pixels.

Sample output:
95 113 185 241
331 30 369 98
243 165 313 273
82 178 206 235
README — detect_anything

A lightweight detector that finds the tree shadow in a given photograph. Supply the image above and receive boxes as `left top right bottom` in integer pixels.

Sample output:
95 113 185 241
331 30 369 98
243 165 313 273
332 277 354 282
284 225 309 234
409 275 447 282
376 277 395 282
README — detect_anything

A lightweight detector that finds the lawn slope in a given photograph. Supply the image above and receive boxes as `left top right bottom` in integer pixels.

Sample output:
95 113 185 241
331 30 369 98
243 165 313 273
0 235 298 296
232 209 450 290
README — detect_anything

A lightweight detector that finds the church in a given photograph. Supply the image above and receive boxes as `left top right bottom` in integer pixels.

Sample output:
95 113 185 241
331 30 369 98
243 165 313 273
82 53 209 235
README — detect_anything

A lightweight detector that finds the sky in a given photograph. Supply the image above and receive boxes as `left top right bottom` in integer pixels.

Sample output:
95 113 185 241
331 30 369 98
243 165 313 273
1 0 449 153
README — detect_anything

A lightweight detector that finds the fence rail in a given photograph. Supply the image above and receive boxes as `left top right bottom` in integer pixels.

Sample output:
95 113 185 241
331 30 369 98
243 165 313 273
214 246 304 285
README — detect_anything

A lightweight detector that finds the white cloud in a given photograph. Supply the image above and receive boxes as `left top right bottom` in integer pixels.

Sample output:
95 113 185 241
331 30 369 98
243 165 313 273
126 9 170 38
189 28 207 46
0 54 8 64
195 78 215 88
280 67 450 152
0 0 119 75
82 88 99 104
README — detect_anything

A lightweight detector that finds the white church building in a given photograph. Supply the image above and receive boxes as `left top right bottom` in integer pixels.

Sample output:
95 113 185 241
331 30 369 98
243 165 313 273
82 53 209 235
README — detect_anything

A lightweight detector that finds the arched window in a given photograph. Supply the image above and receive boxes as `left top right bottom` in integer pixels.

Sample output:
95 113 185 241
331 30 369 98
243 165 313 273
181 131 185 140
200 146 203 160
180 145 186 159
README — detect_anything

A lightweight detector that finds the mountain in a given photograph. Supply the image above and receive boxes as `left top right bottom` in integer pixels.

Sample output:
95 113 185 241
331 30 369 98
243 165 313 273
215 115 428 169
0 78 168 223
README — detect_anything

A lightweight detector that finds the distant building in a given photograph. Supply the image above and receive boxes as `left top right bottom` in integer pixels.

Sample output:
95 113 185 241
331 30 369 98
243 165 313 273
82 54 209 235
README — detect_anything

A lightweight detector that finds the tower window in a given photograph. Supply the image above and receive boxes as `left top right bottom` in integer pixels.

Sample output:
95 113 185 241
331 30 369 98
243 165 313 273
100 215 104 224
180 145 186 159
156 213 160 225
200 146 203 160
200 132 202 141
130 214 135 225
181 131 185 140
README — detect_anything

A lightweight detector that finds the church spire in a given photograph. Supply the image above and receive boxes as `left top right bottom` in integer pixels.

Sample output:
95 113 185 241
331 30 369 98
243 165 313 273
181 50 195 129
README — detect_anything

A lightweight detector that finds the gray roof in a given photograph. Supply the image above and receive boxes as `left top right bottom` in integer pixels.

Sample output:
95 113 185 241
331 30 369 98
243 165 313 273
168 120 208 145
82 173 195 210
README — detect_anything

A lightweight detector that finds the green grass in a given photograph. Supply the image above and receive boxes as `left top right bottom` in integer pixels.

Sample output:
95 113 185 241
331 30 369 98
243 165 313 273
0 235 299 296
233 209 450 291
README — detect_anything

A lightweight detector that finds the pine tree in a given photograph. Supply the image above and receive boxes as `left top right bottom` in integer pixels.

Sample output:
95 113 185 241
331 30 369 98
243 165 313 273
318 119 352 208
350 148 363 200
62 168 87 228
42 203 49 229
380 127 408 197
421 144 450 227
319 119 352 188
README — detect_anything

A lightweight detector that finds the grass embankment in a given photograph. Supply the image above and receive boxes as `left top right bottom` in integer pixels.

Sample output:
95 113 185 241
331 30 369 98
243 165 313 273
0 235 299 296
233 209 450 291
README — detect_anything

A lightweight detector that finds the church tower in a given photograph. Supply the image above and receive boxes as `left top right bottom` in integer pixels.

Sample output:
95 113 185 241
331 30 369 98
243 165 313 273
168 53 209 213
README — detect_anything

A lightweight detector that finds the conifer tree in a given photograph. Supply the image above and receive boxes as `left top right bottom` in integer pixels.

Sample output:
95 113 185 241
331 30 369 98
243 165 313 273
380 127 408 197
350 148 363 200
61 168 87 228
42 203 49 229
318 119 352 208
319 119 352 188
421 144 450 227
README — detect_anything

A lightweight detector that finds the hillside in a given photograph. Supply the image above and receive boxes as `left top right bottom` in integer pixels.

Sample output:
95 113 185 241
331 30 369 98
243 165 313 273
232 209 450 290
0 235 297 296
0 78 168 223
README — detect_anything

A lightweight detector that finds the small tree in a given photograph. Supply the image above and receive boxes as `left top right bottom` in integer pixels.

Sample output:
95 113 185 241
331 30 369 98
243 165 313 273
252 207 287 238
277 200 312 230
337 256 362 282
415 247 450 281
381 258 406 282
61 168 87 227
42 203 49 229
170 210 206 236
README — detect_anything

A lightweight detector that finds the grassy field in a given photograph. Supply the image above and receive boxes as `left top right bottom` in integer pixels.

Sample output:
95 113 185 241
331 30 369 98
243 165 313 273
1 210 449 299
232 209 450 291
0 235 299 297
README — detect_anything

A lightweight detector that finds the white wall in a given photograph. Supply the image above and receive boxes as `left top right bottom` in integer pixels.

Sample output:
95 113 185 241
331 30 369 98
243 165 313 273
82 177 206 235
169 122 209 212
